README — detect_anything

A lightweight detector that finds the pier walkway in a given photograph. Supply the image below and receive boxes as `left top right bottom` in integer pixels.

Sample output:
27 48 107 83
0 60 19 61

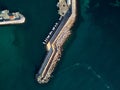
36 0 77 84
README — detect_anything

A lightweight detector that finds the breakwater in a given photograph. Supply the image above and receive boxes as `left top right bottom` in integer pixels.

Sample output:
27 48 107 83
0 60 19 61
36 0 77 84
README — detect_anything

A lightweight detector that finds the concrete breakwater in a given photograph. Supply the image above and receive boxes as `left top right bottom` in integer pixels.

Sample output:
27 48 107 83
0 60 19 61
36 0 77 84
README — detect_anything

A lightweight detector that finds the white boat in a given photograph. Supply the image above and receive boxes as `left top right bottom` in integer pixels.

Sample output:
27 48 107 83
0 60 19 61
0 10 25 25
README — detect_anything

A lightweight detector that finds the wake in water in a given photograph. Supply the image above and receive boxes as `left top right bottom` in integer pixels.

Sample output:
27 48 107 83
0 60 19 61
58 63 81 73
58 63 112 89
87 65 111 89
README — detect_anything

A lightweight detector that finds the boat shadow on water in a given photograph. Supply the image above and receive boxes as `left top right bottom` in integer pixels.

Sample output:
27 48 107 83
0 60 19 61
0 2 8 11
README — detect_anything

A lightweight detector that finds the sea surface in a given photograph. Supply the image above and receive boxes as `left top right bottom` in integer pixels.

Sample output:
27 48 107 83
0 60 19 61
0 0 120 90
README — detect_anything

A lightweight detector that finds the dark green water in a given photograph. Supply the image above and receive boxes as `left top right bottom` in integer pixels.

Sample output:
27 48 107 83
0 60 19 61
0 0 120 90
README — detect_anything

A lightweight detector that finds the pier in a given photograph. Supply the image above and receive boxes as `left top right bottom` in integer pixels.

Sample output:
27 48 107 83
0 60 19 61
36 0 77 84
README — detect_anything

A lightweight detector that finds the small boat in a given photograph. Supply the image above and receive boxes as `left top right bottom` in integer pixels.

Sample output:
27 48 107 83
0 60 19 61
0 10 25 25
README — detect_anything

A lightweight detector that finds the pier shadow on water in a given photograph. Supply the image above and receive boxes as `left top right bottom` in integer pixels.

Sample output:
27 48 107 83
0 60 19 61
61 0 83 58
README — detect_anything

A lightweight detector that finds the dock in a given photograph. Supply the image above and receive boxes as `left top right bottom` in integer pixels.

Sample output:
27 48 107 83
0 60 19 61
36 0 77 84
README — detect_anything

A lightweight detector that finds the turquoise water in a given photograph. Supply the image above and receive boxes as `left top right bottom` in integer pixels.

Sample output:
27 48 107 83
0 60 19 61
0 0 120 90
